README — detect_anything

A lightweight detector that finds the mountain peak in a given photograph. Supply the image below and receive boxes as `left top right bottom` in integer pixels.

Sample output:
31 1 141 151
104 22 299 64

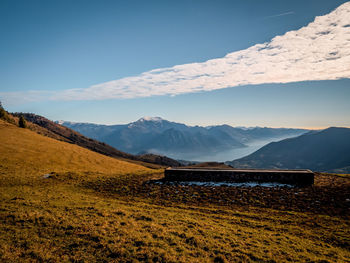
138 116 164 122
56 120 65 125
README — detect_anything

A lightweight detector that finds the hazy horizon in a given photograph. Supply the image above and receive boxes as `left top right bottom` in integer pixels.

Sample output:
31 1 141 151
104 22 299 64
58 116 348 130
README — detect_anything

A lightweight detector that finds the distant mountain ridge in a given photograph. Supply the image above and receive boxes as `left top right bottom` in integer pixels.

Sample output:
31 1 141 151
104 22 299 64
60 117 308 159
11 113 181 168
229 127 350 173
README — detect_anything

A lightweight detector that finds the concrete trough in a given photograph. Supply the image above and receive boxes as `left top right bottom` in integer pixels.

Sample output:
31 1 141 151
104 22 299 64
164 168 314 186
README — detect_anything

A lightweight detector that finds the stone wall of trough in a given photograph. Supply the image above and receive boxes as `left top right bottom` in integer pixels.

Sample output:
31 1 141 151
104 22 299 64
164 169 314 186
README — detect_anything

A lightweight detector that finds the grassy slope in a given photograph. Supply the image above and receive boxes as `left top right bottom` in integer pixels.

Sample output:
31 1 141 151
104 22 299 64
0 120 349 262
0 120 153 181
11 113 180 168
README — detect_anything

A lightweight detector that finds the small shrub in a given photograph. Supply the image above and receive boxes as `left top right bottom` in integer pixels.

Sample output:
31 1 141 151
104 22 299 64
19 115 27 128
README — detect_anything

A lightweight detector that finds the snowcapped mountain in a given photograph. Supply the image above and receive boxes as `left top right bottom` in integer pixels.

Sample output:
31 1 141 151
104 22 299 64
60 117 308 160
138 116 164 122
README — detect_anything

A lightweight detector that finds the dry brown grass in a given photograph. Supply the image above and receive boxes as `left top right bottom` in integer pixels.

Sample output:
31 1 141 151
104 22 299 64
0 120 349 262
0 120 154 182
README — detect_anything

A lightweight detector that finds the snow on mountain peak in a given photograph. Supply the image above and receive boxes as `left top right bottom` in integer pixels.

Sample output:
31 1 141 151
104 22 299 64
139 116 164 122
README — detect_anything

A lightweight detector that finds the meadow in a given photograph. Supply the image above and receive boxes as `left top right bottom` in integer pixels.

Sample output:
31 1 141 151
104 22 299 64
0 120 349 262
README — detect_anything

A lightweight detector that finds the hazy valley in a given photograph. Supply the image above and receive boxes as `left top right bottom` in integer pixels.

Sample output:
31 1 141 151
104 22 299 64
230 127 350 173
60 117 307 162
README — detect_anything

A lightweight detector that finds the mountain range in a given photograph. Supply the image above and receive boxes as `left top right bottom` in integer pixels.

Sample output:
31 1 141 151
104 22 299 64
10 113 181 168
3 105 350 173
229 127 350 173
60 117 308 160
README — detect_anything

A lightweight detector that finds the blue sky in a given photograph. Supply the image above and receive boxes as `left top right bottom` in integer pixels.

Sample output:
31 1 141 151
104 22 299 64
1 0 349 128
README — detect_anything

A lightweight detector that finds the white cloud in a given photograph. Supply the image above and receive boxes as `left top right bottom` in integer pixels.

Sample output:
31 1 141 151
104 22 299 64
1 2 350 105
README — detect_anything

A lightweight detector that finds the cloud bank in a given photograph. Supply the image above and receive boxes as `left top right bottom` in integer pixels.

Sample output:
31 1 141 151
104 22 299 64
2 2 350 104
